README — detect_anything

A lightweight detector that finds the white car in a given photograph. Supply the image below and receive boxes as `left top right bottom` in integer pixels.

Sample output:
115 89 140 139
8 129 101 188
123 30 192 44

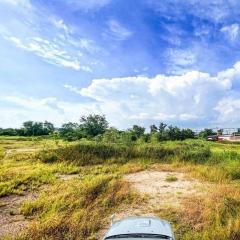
103 216 175 240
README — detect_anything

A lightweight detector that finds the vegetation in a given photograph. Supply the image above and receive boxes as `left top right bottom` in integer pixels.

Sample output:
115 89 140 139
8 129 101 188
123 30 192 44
165 175 178 182
0 114 195 142
0 121 54 137
1 126 240 239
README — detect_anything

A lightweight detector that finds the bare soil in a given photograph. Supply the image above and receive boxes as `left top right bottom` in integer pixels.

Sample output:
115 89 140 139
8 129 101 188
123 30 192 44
0 192 38 239
124 170 208 207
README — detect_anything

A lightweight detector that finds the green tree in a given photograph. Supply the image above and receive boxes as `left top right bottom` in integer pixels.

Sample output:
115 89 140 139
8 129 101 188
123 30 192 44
150 124 158 133
167 125 181 140
131 125 145 138
158 122 167 141
59 122 81 141
80 114 108 138
181 128 195 140
199 129 216 138
23 121 34 136
43 121 55 135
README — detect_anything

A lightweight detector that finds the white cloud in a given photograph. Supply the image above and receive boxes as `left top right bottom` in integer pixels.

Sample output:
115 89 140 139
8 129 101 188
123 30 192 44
105 19 133 41
221 24 240 42
0 0 100 72
214 98 240 124
64 61 240 128
6 36 92 71
2 61 240 129
0 96 101 128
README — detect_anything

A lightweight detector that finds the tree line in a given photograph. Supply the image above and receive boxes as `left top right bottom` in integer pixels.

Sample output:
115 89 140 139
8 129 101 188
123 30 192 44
0 114 218 142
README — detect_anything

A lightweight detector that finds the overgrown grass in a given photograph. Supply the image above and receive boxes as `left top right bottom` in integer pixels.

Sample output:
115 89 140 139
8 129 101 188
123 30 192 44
20 175 140 240
37 141 240 181
1 137 240 239
154 185 240 240
37 141 212 165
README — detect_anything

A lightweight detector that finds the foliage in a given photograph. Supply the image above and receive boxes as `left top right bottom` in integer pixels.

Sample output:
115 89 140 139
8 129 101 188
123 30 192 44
131 125 145 138
80 114 108 137
59 122 81 141
199 128 217 138
0 116 195 143
0 121 55 137
59 114 108 141
23 121 55 136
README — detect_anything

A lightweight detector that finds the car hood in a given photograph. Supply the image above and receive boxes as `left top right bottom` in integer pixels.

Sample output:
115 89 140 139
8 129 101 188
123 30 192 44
105 238 169 240
103 217 174 239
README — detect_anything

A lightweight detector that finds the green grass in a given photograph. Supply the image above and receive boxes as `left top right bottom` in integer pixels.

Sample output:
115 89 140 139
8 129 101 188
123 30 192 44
0 137 240 239
165 175 178 182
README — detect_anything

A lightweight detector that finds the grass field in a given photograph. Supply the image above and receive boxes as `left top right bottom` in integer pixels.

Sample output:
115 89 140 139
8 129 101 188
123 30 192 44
0 137 240 239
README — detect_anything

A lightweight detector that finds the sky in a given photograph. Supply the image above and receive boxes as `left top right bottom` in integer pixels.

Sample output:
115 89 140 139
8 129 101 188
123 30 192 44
0 0 240 129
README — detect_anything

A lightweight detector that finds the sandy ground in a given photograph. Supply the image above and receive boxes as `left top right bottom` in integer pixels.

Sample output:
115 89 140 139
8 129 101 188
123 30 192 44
124 170 208 207
0 192 38 239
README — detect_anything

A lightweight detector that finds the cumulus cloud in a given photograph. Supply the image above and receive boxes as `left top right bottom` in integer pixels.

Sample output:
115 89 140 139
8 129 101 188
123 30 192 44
214 98 240 124
2 61 240 129
65 61 240 128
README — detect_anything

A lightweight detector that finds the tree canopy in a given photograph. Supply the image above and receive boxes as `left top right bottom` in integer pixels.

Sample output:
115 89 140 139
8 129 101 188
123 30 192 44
0 114 198 142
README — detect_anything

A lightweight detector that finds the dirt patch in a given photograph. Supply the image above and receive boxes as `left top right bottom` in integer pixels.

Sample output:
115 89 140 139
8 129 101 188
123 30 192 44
0 192 38 239
5 148 37 155
56 174 80 181
124 170 208 208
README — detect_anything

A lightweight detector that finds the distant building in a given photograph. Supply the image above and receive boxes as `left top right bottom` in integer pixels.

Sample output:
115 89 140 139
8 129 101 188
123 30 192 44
206 128 240 142
206 135 218 141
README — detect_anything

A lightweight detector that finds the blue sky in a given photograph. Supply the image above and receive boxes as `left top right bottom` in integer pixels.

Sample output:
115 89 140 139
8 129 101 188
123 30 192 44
1 0 240 129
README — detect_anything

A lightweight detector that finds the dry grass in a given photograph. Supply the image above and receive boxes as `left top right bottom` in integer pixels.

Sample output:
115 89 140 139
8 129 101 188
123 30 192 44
0 137 240 239
20 176 140 240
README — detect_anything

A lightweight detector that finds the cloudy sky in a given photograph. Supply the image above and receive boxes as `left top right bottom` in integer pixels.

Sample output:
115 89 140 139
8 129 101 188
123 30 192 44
1 0 240 129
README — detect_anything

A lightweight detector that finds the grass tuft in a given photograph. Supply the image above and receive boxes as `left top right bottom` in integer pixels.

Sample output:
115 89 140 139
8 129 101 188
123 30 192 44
165 175 178 182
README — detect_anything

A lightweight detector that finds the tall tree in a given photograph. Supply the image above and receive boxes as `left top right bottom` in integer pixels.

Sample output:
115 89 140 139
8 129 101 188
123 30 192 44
131 125 145 138
150 124 158 133
23 121 34 136
80 114 108 138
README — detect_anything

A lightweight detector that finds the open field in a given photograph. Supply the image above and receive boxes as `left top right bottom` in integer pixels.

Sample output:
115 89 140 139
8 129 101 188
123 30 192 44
0 138 240 239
